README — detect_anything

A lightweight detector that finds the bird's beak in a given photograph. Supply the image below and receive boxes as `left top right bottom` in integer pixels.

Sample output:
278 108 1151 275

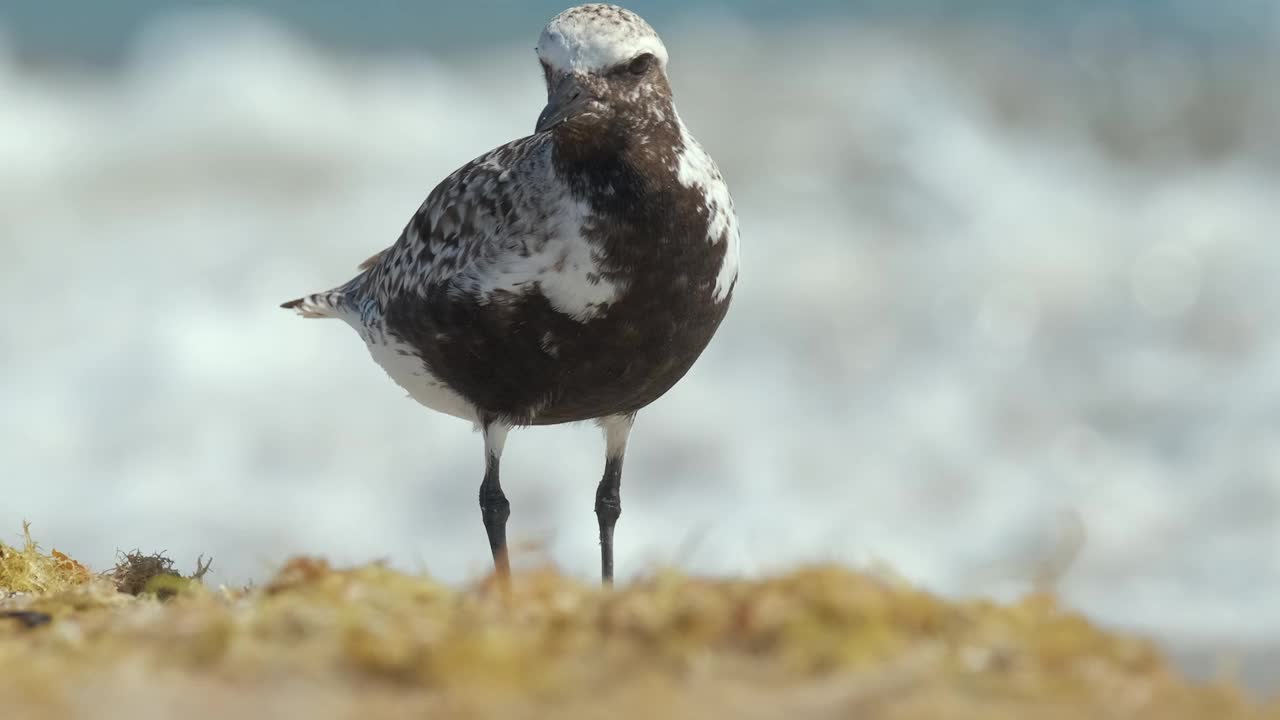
536 74 593 133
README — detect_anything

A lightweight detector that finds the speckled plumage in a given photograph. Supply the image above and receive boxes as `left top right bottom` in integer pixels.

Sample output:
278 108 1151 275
281 4 739 581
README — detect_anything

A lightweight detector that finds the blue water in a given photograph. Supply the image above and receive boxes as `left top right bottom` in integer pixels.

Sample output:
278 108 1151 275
2 0 1272 64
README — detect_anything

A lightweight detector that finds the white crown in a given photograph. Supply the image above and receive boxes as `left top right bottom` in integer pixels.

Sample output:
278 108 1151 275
537 4 669 74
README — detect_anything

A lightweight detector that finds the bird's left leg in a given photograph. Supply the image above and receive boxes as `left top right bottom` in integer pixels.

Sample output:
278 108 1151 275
479 418 512 578
595 413 634 585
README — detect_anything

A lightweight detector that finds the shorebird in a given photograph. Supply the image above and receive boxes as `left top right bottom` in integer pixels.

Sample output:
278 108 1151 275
282 3 739 584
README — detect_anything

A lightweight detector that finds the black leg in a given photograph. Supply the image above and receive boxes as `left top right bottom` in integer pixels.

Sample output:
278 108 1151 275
595 454 623 583
595 414 634 585
479 420 511 578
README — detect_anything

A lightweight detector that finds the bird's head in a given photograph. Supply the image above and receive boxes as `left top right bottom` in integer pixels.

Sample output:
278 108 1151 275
534 4 674 141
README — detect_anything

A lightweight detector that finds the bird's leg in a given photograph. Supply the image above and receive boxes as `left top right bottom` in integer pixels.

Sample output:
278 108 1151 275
595 414 634 585
595 456 623 583
479 419 512 578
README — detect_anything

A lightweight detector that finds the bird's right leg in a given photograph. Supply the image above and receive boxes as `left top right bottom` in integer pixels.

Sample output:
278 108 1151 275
478 419 512 578
595 414 635 585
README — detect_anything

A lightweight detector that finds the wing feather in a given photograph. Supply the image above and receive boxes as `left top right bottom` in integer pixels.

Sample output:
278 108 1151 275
355 134 623 322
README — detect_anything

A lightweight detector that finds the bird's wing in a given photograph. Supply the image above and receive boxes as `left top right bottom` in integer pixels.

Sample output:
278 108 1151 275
283 135 563 321
361 133 623 323
359 134 548 303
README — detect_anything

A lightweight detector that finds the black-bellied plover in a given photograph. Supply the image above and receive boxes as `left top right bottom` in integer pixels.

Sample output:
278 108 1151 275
282 3 739 584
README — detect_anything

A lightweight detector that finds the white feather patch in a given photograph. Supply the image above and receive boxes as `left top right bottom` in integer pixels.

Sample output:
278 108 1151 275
674 121 740 303
358 329 477 421
455 198 624 321
538 4 669 74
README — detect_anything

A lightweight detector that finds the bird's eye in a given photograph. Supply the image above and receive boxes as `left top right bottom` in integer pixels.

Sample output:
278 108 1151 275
627 53 654 76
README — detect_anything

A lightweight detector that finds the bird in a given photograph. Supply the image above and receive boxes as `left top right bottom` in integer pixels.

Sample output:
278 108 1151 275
281 3 739 584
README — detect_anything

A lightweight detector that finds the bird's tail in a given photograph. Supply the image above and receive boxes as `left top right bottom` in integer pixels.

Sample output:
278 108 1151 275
280 290 347 319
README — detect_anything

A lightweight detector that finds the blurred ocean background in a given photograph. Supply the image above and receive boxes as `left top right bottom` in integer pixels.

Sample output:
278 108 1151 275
3 0 1279 690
